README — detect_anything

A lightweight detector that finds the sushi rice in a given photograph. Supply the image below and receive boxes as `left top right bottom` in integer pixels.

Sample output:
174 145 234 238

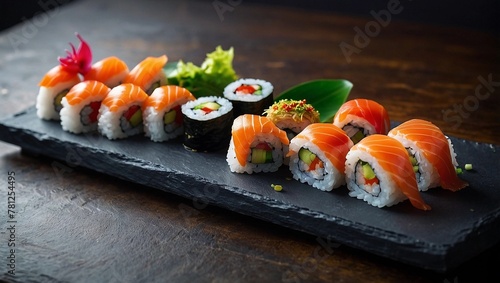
288 140 342 191
388 136 440 191
226 114 289 174
223 78 274 118
60 81 111 134
143 85 195 142
36 66 81 120
223 78 273 102
227 134 284 174
345 149 408 208
98 84 148 140
181 96 233 121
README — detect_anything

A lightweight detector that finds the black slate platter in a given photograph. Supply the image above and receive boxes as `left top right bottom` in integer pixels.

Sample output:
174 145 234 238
1 107 499 272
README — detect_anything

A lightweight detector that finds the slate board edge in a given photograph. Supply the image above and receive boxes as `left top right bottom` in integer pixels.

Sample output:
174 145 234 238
0 122 452 272
0 109 498 272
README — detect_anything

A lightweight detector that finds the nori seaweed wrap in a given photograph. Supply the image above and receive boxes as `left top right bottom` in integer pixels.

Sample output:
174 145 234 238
181 96 233 151
223 78 274 117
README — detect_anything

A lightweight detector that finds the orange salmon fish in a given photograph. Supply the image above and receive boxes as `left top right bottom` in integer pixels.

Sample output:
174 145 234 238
123 55 168 94
84 56 129 88
388 119 468 192
39 65 81 88
287 123 353 173
334 98 391 137
143 85 195 111
352 134 431 211
64 80 111 106
231 114 289 167
102 83 148 112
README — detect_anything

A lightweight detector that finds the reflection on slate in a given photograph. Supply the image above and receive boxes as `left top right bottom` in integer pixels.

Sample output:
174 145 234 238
0 107 499 272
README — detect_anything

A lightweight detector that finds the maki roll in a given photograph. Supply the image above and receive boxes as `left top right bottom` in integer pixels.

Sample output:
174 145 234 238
226 114 289 174
98 83 149 140
123 55 168 95
287 123 353 191
181 96 233 151
333 98 390 144
388 119 468 192
345 134 431 210
84 56 129 88
36 65 81 120
60 80 111 134
143 85 196 142
223 78 274 117
264 99 320 165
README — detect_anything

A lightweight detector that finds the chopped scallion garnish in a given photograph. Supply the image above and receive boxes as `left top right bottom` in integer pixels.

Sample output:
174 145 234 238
271 184 283 192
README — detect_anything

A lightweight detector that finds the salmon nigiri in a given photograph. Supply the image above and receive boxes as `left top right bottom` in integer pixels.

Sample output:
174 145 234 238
60 80 111 134
388 119 468 192
36 65 81 120
287 123 354 191
227 114 289 174
98 83 149 140
143 85 195 142
333 98 390 144
345 134 431 210
123 55 168 95
84 56 129 88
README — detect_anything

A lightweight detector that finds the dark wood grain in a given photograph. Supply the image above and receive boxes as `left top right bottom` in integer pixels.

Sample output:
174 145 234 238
0 0 499 282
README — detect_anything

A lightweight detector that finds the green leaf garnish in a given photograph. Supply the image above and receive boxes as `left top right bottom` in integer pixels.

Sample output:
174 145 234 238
274 79 353 123
165 46 238 98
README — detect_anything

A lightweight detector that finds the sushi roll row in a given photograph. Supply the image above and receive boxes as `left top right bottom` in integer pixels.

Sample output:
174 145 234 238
226 98 468 211
331 99 466 209
226 99 322 174
36 51 168 121
59 82 214 144
344 118 468 210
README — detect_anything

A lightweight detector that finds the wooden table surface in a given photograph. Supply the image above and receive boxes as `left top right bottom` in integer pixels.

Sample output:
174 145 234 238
1 0 499 282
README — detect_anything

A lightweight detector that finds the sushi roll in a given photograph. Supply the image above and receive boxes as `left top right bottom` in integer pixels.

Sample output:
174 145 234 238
181 96 233 151
345 134 431 210
226 114 289 174
36 65 81 120
264 99 320 165
333 99 390 144
143 85 196 142
98 83 149 140
123 55 168 95
84 56 129 88
287 123 353 191
223 78 274 117
388 119 468 192
60 80 111 134
264 99 320 139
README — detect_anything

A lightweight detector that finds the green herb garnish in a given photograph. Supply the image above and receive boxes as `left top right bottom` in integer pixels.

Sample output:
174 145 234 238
274 79 353 123
165 46 238 98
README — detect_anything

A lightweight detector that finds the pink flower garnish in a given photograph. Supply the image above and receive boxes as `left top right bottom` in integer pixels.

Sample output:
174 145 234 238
58 32 92 75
